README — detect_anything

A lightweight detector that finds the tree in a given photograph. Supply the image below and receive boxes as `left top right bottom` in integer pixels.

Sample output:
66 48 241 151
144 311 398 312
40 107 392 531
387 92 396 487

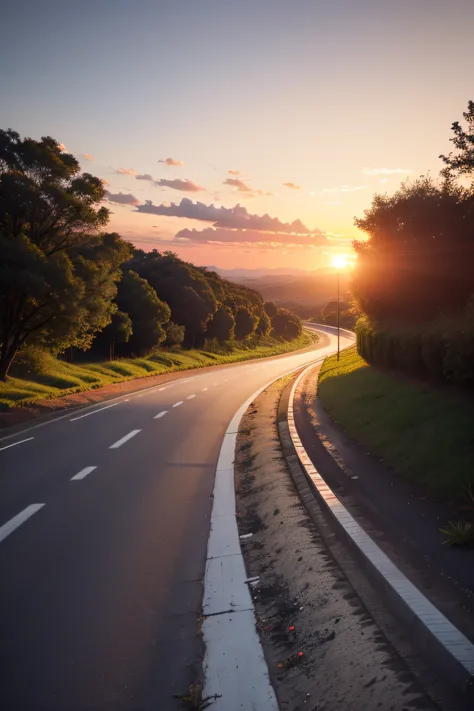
163 322 185 348
116 270 170 356
94 311 133 360
440 100 474 182
353 177 474 323
234 307 258 340
264 301 278 319
255 312 271 336
272 309 302 340
131 251 217 346
206 305 235 342
0 129 130 379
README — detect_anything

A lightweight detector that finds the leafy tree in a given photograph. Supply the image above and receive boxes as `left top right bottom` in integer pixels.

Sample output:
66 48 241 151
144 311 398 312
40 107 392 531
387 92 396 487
0 129 129 379
116 270 170 356
440 100 474 182
264 301 278 319
206 305 235 342
353 177 474 323
234 306 259 340
272 308 302 340
94 310 133 360
163 322 185 348
255 312 271 336
131 251 217 346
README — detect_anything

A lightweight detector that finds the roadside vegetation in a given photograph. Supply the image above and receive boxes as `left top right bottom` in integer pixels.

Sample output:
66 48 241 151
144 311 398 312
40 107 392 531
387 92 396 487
319 346 474 502
0 129 306 404
0 330 316 410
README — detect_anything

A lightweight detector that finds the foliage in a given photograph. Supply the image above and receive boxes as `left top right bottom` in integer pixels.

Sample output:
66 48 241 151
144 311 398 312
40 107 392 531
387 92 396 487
0 129 130 379
206 305 235 342
440 100 474 182
255 312 271 336
440 521 474 547
234 306 259 340
264 301 278 319
318 346 474 500
272 308 303 340
163 322 185 348
353 176 474 324
93 311 133 359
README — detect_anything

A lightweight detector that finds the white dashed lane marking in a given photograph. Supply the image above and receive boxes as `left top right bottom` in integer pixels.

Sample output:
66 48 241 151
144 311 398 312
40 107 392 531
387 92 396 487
0 504 45 544
109 430 141 449
173 401 183 408
154 411 168 419
202 388 208 392
186 394 196 400
70 466 97 481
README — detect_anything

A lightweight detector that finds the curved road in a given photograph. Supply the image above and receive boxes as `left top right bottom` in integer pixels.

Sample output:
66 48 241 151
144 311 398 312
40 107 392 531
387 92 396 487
0 327 352 710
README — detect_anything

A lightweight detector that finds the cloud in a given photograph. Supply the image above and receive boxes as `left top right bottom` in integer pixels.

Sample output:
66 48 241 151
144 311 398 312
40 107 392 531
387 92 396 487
136 198 311 233
116 167 138 176
154 178 205 192
82 153 94 161
158 157 184 166
58 143 66 151
174 227 327 247
283 182 301 190
135 173 154 181
224 178 273 198
321 185 368 193
228 169 241 175
101 178 111 186
224 178 253 193
362 167 412 176
106 192 140 206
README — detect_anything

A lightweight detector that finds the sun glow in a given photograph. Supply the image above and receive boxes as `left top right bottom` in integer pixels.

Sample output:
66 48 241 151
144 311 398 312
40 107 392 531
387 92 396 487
332 255 348 269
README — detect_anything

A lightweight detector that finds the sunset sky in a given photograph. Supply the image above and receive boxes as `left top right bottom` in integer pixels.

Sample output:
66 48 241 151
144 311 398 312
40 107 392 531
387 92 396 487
1 0 473 270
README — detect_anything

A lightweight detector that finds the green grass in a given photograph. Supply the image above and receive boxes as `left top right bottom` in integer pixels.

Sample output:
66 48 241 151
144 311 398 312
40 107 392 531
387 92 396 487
318 346 474 500
0 331 317 410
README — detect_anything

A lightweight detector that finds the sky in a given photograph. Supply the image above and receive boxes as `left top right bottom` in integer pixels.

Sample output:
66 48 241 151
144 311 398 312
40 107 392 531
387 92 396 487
1 0 473 271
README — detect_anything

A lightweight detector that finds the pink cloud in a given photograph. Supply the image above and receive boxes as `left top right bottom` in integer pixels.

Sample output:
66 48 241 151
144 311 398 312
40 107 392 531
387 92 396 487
83 153 94 161
154 178 205 192
106 192 140 206
224 178 253 193
116 167 138 176
175 227 327 247
135 173 154 181
228 169 241 175
158 157 184 166
283 182 300 190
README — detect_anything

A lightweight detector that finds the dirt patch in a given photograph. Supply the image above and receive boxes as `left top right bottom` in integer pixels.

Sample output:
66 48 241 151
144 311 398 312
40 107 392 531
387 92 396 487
235 378 439 711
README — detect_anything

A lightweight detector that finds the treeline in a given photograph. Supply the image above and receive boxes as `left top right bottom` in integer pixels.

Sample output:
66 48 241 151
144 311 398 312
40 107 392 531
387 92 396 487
353 101 474 386
0 129 301 381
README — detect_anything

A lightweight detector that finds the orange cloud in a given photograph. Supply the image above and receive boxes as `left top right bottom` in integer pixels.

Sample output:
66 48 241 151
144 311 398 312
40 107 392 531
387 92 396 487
106 192 140 206
228 169 241 175
224 178 252 193
83 153 94 161
158 158 184 166
283 182 300 190
154 178 205 192
175 227 327 247
116 167 138 176
58 143 66 151
101 178 111 186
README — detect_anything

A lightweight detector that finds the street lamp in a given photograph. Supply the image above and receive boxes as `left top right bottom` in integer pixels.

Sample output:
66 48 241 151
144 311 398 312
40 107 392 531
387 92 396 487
331 256 347 361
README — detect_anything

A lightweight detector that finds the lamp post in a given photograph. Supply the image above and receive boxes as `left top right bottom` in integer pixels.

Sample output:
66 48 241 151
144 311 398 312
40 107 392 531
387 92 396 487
331 256 347 361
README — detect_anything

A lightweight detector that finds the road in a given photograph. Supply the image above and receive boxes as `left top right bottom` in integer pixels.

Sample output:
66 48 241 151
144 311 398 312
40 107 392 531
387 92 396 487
0 327 352 710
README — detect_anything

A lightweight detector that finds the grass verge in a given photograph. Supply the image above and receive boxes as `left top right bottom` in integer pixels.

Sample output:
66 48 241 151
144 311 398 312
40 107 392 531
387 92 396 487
318 346 474 500
0 331 317 410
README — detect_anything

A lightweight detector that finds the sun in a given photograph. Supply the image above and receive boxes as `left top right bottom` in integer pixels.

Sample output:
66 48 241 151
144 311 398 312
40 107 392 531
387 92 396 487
332 255 348 269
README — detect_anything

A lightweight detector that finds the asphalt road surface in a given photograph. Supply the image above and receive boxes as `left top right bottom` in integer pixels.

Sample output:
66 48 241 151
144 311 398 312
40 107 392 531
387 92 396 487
0 327 352 710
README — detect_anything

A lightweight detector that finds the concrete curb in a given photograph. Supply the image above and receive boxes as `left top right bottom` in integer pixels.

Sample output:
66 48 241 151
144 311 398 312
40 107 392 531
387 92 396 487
282 362 474 702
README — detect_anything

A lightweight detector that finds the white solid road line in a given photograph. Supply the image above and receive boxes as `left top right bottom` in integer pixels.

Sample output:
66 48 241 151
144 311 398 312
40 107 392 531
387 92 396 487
0 504 45 544
70 402 118 422
173 401 183 408
0 436 34 453
70 466 97 481
154 411 168 419
109 430 141 449
186 394 196 400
